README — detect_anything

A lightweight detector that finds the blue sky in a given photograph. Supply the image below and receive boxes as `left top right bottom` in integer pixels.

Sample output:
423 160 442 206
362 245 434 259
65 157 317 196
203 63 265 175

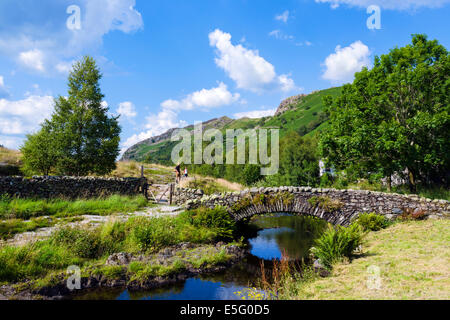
0 0 449 154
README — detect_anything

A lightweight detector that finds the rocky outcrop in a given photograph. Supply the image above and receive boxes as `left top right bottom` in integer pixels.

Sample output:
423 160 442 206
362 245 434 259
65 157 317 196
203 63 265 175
0 176 146 199
274 94 307 116
174 187 450 226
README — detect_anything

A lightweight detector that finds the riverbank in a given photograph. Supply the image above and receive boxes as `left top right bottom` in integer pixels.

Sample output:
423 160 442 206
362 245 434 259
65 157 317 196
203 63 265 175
279 219 450 300
0 242 247 300
0 206 243 300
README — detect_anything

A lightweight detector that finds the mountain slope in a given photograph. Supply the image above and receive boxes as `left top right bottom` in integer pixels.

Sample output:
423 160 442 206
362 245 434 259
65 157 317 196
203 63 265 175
122 86 341 163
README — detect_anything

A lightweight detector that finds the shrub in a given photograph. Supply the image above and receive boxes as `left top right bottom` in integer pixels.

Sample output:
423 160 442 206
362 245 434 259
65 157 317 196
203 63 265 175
51 227 102 259
128 217 179 252
354 213 391 231
242 165 262 186
308 196 344 212
187 206 236 240
310 224 364 269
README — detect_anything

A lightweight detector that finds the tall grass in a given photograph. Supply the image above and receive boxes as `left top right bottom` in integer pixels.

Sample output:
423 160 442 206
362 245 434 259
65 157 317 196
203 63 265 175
0 147 22 165
0 194 148 220
0 206 237 283
180 177 243 195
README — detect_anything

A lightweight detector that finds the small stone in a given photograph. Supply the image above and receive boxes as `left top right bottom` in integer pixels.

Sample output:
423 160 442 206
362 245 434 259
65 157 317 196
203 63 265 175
106 252 131 266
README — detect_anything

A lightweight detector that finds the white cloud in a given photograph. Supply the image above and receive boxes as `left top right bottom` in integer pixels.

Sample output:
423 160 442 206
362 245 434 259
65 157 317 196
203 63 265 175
0 76 9 98
315 0 450 10
18 49 45 72
209 29 297 93
55 60 76 74
0 95 54 136
269 30 294 41
121 109 187 155
322 41 371 83
233 108 276 119
67 0 143 53
275 10 290 23
0 0 143 75
117 101 137 119
161 82 240 111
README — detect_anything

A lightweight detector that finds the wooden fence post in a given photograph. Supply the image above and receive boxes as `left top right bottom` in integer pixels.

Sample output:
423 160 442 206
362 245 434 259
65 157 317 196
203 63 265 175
169 183 174 205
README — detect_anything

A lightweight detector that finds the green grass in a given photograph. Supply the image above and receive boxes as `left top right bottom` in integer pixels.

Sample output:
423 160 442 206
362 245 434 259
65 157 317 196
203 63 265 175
0 206 237 285
0 194 149 220
0 217 55 240
263 87 342 138
183 177 238 195
277 219 450 300
0 147 22 166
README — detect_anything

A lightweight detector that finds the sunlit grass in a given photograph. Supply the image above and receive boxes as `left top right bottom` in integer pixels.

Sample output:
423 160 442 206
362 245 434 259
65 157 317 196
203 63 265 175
0 195 149 220
279 219 450 300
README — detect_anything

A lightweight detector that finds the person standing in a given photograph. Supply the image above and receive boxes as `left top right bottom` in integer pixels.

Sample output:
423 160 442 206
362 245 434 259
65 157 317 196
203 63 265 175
175 164 181 183
184 167 188 178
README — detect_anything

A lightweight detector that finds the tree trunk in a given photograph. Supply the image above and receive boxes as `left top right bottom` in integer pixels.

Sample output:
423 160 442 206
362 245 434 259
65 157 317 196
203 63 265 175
387 175 392 192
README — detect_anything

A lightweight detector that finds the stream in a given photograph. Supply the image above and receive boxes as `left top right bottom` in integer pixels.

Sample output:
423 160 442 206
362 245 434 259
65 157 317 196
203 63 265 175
74 213 328 300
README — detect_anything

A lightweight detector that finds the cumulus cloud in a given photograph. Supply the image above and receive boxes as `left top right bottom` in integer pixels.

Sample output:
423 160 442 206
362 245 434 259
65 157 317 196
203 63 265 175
0 0 143 75
322 41 371 83
233 108 276 119
275 10 290 23
315 0 450 10
161 82 240 111
121 109 187 155
209 29 297 93
18 49 45 72
0 95 54 136
117 101 137 119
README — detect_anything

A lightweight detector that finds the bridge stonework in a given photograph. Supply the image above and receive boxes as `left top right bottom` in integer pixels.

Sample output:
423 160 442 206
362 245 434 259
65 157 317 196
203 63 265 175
174 187 449 226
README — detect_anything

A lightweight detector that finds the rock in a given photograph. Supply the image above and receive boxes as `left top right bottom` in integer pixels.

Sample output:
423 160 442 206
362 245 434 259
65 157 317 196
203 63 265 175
106 252 132 266
385 214 396 221
313 259 330 277
160 248 174 258
392 208 403 215
216 241 225 248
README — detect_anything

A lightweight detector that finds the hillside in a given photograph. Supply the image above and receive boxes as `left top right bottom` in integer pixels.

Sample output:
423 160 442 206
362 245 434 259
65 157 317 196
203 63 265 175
0 147 22 176
121 86 342 163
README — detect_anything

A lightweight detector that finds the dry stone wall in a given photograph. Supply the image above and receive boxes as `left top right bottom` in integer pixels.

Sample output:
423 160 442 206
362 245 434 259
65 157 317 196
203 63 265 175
174 186 449 226
0 176 146 199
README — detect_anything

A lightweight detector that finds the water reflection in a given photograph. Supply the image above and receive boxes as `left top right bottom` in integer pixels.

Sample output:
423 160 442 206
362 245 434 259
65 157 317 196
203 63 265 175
74 214 327 300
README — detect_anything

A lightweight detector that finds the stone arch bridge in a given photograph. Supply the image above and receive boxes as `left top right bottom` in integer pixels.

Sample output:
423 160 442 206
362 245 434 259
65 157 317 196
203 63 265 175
174 187 449 226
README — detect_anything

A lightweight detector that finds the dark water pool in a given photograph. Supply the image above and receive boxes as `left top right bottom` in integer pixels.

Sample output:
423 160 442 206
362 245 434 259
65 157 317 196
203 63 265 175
75 214 327 300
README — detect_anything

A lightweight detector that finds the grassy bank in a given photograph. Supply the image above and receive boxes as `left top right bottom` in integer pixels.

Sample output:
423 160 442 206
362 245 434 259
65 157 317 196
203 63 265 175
279 219 450 300
0 147 22 166
0 195 149 220
0 206 237 287
180 176 244 195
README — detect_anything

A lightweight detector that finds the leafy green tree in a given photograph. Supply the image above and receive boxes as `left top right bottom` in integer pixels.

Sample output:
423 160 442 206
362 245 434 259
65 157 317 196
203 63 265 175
266 132 320 187
320 34 449 190
46 56 121 176
242 164 262 185
21 126 58 176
